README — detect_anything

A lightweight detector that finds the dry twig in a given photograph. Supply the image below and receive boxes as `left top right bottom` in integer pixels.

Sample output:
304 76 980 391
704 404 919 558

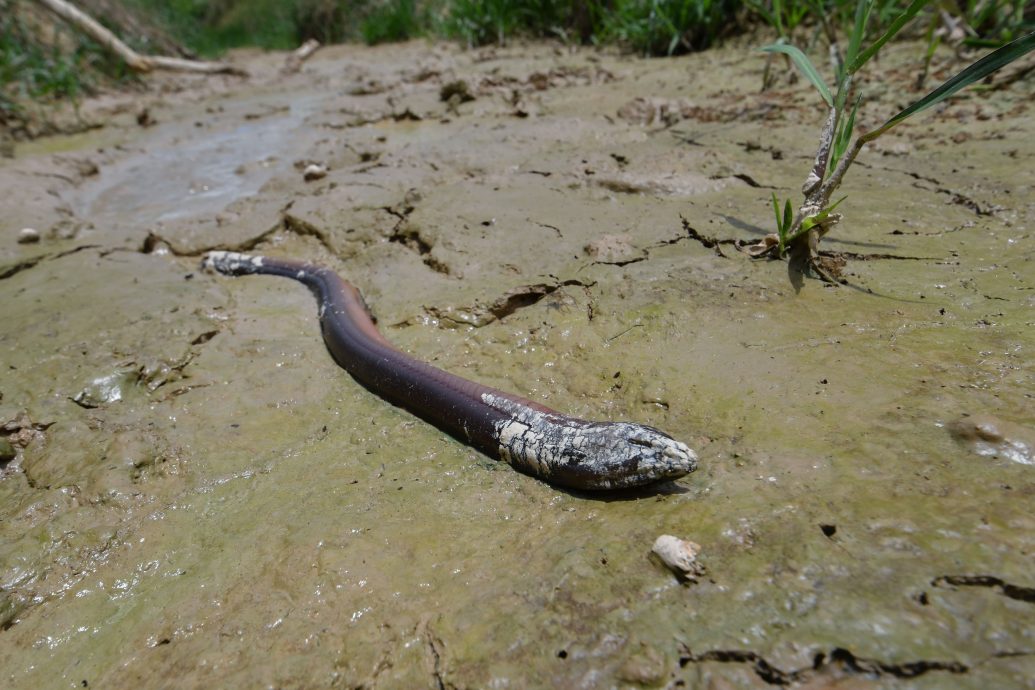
35 0 247 76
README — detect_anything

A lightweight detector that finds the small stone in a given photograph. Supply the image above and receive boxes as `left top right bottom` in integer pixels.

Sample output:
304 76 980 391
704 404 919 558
303 164 327 181
651 535 705 580
17 228 40 244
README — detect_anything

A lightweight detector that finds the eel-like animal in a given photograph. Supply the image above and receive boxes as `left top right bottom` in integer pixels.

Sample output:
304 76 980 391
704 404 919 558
202 251 697 490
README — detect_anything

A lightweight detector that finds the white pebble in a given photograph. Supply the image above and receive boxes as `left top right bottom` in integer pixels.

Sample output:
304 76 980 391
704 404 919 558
652 535 703 579
17 228 40 244
303 164 327 181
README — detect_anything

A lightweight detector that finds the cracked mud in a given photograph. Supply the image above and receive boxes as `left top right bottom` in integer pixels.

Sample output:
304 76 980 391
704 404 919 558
1 40 1034 689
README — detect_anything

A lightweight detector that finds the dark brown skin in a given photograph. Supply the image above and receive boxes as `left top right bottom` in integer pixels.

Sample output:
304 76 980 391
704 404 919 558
202 251 696 490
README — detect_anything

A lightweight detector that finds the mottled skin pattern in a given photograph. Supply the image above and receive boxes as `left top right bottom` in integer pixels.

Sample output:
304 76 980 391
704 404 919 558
202 251 697 490
482 394 694 490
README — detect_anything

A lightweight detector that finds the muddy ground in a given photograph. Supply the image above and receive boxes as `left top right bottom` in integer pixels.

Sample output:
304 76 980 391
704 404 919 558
1 38 1033 689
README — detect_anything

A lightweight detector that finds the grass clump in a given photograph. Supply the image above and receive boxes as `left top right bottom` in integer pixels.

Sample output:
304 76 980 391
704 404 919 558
954 0 1035 47
598 0 742 55
440 0 1032 53
124 0 302 54
443 0 572 47
125 0 428 53
750 0 1035 282
1 8 83 106
1 0 143 136
441 0 743 52
361 0 425 44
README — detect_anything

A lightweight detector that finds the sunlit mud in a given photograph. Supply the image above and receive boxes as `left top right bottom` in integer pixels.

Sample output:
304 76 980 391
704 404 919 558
1 39 1033 688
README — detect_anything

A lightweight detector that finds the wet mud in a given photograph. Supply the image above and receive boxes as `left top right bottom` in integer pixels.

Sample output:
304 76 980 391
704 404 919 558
1 39 1033 688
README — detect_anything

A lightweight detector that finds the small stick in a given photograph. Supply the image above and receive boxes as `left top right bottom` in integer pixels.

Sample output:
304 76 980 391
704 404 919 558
283 39 322 73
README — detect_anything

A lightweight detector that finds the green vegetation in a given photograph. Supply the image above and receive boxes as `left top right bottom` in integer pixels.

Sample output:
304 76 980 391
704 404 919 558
362 0 425 44
2 0 1032 140
443 0 570 47
955 0 1033 47
1 8 82 117
123 0 306 54
121 0 427 53
1 0 139 133
7 1 1033 59
103 1 1035 56
597 0 742 55
438 0 746 53
754 0 1035 280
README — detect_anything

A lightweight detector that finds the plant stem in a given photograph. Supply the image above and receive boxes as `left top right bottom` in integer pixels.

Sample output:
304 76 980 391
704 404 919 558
804 105 838 194
816 132 865 204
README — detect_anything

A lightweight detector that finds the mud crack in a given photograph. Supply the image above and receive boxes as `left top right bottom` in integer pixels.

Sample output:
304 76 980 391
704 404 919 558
281 211 337 256
679 217 739 257
0 256 46 280
1 245 102 280
586 219 735 268
708 172 778 189
423 279 593 328
817 249 940 261
382 191 451 275
142 208 336 259
678 645 968 685
592 255 646 267
141 220 279 257
932 575 1035 604
388 225 431 254
877 166 1003 216
417 616 452 690
918 183 1003 216
388 224 448 274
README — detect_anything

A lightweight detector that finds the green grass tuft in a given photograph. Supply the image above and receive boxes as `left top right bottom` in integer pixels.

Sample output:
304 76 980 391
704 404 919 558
1 0 144 133
362 0 424 44
443 0 572 47
598 0 742 55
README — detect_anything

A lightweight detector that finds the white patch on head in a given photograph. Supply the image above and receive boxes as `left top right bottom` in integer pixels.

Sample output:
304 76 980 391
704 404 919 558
494 410 554 477
481 392 696 489
202 251 264 275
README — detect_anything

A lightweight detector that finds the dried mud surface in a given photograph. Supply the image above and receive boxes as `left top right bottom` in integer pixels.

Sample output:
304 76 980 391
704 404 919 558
1 40 1033 689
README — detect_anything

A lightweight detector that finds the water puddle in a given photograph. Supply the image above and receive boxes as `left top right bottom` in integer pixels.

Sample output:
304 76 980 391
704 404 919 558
78 92 322 225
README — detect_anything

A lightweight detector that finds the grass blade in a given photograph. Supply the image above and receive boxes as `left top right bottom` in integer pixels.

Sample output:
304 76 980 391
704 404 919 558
863 30 1035 141
760 43 834 106
831 98 859 169
849 0 930 73
844 0 872 78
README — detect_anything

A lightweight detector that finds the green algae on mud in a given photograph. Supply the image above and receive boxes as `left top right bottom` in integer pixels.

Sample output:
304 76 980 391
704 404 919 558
1 39 1034 689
